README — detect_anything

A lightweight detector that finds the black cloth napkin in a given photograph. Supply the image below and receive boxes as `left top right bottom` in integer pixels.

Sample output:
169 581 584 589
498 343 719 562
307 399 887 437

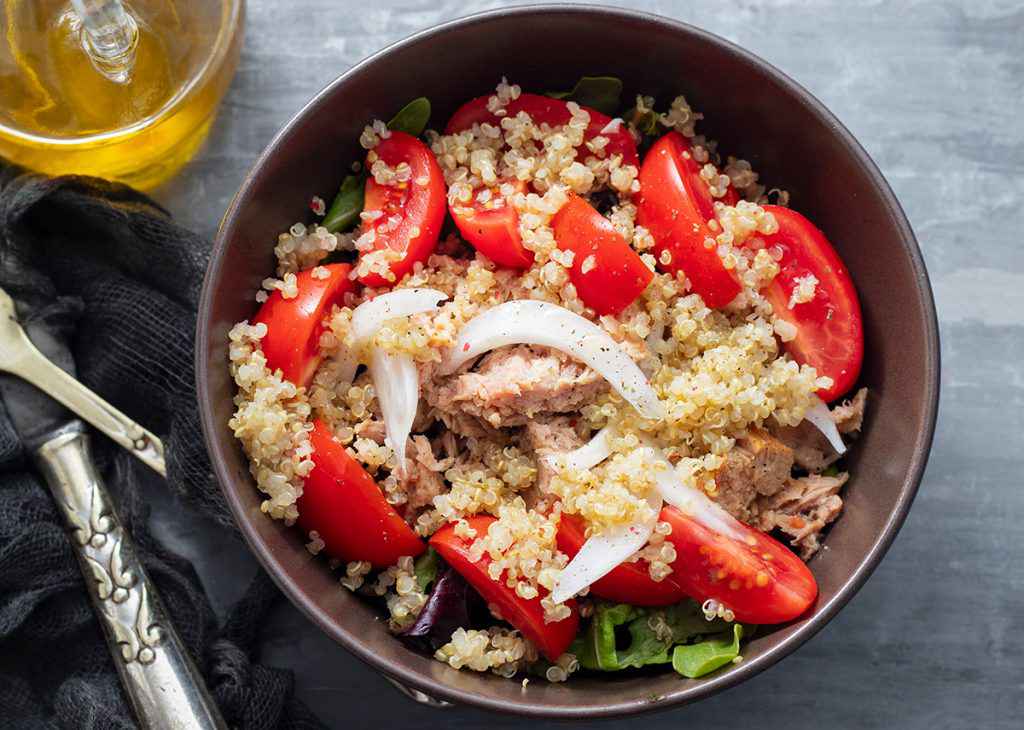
0 162 326 730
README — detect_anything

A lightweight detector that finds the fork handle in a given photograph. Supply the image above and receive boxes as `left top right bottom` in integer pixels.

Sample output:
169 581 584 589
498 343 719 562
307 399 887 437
36 424 226 730
7 334 165 475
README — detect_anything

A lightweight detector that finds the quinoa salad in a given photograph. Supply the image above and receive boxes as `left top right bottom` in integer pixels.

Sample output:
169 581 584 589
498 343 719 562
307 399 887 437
228 77 867 682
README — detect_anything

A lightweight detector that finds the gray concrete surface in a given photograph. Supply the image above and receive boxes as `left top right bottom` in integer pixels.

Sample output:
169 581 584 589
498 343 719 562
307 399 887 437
149 1 1024 727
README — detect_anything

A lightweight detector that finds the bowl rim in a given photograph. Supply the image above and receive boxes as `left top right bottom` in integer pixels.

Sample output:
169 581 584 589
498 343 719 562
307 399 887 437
197 3 940 718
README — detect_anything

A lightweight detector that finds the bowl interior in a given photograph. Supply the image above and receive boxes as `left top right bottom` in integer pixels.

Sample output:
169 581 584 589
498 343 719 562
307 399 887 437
198 6 938 717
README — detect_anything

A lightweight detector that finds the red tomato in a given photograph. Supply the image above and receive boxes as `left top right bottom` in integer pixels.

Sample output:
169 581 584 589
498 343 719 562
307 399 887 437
253 263 356 387
759 205 864 401
671 136 740 219
450 180 533 269
445 92 639 167
296 420 424 568
636 131 742 308
661 505 817 624
430 516 579 661
550 195 653 315
358 131 446 287
556 514 688 607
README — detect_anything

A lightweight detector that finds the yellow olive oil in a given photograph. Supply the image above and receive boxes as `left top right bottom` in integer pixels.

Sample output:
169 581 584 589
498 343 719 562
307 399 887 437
0 0 242 189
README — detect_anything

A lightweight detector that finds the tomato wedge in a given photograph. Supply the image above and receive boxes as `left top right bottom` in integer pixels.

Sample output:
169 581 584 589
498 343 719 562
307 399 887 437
758 205 863 401
296 419 424 568
430 516 579 661
661 505 817 625
252 263 356 387
358 131 446 287
550 195 653 315
446 92 639 167
556 514 688 607
450 180 533 269
637 131 741 308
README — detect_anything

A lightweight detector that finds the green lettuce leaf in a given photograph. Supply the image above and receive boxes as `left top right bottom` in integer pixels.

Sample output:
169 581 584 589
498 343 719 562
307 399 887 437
671 623 745 679
574 600 734 671
573 602 638 670
547 76 623 116
322 173 364 233
413 548 440 592
625 104 660 137
388 97 431 137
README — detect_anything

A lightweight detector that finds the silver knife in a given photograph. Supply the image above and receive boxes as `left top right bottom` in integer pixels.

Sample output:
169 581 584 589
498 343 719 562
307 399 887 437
0 286 227 730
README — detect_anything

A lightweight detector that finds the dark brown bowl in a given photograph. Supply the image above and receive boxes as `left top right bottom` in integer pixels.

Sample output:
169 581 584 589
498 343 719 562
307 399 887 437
197 5 939 717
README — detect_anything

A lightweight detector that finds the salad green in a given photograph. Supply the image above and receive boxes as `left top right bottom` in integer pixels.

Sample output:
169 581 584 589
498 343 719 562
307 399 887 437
571 600 748 678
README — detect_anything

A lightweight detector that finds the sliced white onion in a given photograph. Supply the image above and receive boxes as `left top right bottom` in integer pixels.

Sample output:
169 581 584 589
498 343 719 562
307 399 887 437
369 348 419 475
545 425 615 472
351 288 448 345
349 288 448 475
440 300 664 420
804 396 846 455
551 469 662 604
646 446 742 540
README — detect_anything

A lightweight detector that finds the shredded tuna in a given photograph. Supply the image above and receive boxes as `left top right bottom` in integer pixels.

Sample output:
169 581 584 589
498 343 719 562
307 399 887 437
403 436 454 512
831 387 868 434
754 472 848 558
712 429 794 522
520 417 584 510
771 388 868 471
353 419 385 444
426 345 609 430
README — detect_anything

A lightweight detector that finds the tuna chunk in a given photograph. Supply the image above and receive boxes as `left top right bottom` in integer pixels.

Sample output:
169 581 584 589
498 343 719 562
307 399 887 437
754 472 848 558
426 345 608 430
771 388 868 472
831 387 868 434
402 435 453 512
520 417 583 510
713 429 794 522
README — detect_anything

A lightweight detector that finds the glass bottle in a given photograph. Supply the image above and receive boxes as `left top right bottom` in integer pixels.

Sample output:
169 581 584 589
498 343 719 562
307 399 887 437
0 0 244 189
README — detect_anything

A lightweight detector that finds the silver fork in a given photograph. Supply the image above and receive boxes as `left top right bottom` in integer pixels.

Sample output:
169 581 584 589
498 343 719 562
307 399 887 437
0 287 166 475
0 286 226 729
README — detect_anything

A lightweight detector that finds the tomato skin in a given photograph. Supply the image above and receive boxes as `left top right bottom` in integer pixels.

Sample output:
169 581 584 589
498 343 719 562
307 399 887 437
670 135 740 220
661 505 817 625
252 263 356 387
556 514 688 607
450 180 533 269
358 131 446 288
637 132 741 308
430 516 579 661
759 205 864 401
445 92 639 167
296 420 425 568
550 195 653 315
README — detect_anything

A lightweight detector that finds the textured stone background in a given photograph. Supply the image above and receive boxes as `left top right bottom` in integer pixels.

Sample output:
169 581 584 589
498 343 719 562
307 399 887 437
150 1 1023 727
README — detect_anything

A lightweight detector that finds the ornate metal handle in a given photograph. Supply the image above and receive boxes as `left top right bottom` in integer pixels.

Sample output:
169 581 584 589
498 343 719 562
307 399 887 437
1 316 165 476
35 424 226 730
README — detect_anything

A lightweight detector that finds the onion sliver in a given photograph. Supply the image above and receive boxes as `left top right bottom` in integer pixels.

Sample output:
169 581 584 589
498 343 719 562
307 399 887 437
369 348 419 475
647 446 742 540
441 300 664 420
551 473 662 604
350 288 448 475
351 288 448 345
804 396 847 455
545 425 615 472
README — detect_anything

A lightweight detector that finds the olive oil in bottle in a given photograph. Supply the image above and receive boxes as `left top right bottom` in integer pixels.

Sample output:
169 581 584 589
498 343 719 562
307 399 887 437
0 0 243 189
